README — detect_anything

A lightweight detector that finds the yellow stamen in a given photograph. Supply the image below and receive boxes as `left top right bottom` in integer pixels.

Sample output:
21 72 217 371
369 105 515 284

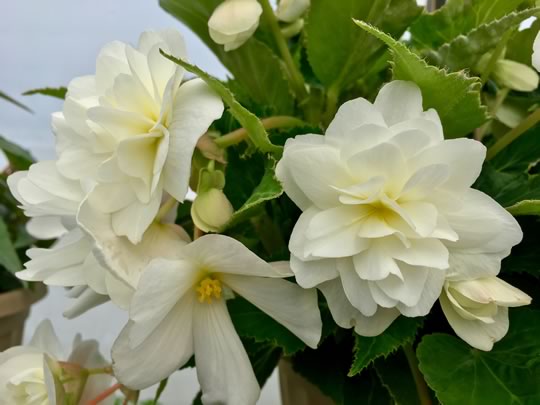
195 277 222 304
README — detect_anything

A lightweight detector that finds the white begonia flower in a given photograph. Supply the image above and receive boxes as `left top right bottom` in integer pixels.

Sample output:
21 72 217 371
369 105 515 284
276 80 523 336
533 31 540 72
276 0 310 23
112 234 322 404
208 0 263 52
440 277 531 351
53 29 224 244
0 320 113 405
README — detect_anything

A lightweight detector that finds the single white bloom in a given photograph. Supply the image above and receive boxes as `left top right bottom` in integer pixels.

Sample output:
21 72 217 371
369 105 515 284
276 0 310 23
208 0 263 51
112 235 322 404
533 31 540 72
54 29 224 244
0 320 112 405
276 80 523 336
440 277 531 351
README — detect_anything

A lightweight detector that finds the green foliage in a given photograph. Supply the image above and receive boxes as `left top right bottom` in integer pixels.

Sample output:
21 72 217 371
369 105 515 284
501 218 540 277
417 309 540 405
23 87 67 99
410 0 531 49
228 296 305 355
159 0 293 114
428 8 540 71
291 333 393 405
0 135 34 171
0 90 32 113
161 51 282 155
507 199 540 216
354 21 488 138
306 0 421 91
374 351 423 405
349 317 422 376
507 18 540 65
0 216 22 274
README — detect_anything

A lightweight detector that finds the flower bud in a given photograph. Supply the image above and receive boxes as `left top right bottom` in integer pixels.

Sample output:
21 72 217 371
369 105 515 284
208 0 263 52
493 59 539 92
191 188 234 232
440 277 531 351
276 0 310 23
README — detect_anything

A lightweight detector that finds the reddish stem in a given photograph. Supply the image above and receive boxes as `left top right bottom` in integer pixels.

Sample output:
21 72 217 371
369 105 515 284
85 383 122 405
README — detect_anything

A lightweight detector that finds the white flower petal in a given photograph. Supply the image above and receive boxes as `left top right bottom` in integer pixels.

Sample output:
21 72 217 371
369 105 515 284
290 255 338 288
326 98 386 138
163 78 224 201
398 268 445 317
451 278 531 307
193 298 260 405
26 216 67 240
374 81 424 126
63 288 109 319
221 274 322 348
353 308 401 337
112 293 195 390
337 259 378 316
29 320 64 359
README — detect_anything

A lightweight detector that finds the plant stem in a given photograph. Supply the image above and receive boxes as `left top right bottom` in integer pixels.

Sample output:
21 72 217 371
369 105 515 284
403 344 432 405
487 107 540 160
86 366 113 376
260 0 308 101
85 383 122 405
475 87 510 141
214 116 305 148
480 30 512 85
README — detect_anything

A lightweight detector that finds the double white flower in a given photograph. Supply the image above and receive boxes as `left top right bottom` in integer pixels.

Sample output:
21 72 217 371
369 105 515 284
276 80 525 338
0 320 112 405
112 234 322 405
54 29 223 244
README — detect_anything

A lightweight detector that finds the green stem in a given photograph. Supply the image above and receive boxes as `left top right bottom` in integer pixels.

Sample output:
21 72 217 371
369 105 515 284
487 107 540 160
86 366 113 376
475 87 510 141
260 0 308 101
214 116 305 148
480 30 512 85
403 344 432 405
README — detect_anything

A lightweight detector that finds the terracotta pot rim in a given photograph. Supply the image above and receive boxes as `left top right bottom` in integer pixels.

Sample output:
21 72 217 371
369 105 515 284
0 284 47 318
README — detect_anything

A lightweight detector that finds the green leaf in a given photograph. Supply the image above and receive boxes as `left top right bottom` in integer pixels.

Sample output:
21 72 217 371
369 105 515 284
507 199 540 216
0 135 35 171
222 157 283 230
429 8 540 71
501 218 540 277
243 339 282 386
158 0 293 114
491 126 540 174
0 216 22 274
228 296 305 356
507 18 540 65
374 351 422 405
417 309 540 405
291 334 392 405
354 21 488 138
410 0 531 49
349 317 422 376
23 87 67 100
0 90 32 113
306 0 421 90
160 51 282 155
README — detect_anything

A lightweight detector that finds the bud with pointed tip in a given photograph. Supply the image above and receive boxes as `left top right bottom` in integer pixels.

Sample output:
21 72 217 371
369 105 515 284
208 0 263 52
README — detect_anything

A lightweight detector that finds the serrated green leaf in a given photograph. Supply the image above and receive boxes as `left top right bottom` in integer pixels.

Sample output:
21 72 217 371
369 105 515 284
507 199 540 216
417 309 540 405
491 126 540 173
222 158 283 230
160 51 282 155
291 334 392 405
228 296 305 355
0 216 22 274
429 8 540 71
374 351 422 405
306 0 421 90
0 135 34 171
23 87 67 100
411 0 530 49
354 21 488 138
159 0 293 114
349 317 421 376
0 90 32 113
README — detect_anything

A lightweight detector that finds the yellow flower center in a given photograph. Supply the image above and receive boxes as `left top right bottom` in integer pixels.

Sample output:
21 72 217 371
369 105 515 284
195 277 222 304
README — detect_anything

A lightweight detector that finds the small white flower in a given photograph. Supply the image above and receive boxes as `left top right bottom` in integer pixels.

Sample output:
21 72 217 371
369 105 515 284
440 277 531 351
276 80 523 336
276 0 310 23
0 320 112 405
54 29 224 244
208 0 263 51
112 234 322 404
